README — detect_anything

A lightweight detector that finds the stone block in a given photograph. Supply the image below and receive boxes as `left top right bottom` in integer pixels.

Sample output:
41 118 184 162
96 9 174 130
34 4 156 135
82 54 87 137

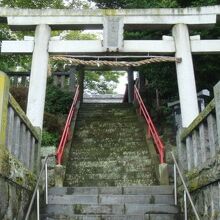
123 186 173 195
54 165 65 187
125 204 179 214
49 195 98 205
159 163 169 185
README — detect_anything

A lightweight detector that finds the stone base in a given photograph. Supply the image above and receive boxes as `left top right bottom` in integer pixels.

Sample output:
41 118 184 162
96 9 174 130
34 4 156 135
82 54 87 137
159 163 169 185
55 165 65 187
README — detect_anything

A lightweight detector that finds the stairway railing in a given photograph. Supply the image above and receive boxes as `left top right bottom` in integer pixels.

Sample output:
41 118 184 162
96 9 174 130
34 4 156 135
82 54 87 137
56 85 80 165
172 152 200 220
25 154 54 220
134 85 165 163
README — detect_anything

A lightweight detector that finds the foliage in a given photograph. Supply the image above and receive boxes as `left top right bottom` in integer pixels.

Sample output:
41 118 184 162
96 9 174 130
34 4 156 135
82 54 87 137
89 0 178 8
176 0 220 7
42 112 64 146
42 130 59 146
84 71 124 94
62 30 98 40
0 0 64 8
10 86 28 111
45 77 73 115
64 0 92 9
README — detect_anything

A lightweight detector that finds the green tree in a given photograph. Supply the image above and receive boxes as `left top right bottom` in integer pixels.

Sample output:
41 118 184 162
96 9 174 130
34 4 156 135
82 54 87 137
89 0 177 8
0 0 64 8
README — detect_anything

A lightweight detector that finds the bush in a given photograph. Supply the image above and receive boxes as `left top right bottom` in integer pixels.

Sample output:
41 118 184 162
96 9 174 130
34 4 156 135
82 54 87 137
10 86 28 111
45 79 73 115
42 130 59 146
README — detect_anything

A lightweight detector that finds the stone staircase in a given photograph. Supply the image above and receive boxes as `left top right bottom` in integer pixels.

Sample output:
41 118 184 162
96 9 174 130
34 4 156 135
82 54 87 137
64 103 158 187
42 103 180 219
43 186 178 219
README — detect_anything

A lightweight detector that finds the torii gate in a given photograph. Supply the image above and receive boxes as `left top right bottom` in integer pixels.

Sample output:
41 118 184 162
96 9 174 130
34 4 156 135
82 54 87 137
1 6 220 129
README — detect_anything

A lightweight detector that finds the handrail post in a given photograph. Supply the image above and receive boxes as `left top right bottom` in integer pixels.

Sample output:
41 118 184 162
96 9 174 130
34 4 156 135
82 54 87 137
25 155 54 220
184 190 187 220
174 164 177 205
37 188 40 220
45 161 48 204
171 152 200 220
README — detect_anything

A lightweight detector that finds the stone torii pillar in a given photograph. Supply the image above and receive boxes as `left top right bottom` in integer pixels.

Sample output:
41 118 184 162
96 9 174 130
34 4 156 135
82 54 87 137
78 66 85 103
69 67 76 93
172 24 199 127
26 24 51 130
127 67 134 103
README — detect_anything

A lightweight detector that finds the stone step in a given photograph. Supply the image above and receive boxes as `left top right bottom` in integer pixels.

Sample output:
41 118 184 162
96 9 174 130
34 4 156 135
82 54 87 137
74 128 145 138
73 131 145 140
43 213 178 220
64 178 157 187
80 103 133 109
49 187 123 196
49 186 173 196
65 171 155 181
70 149 149 159
126 204 179 214
77 110 136 116
77 114 137 120
69 150 150 161
48 194 174 205
44 204 178 216
72 141 148 150
65 158 153 168
66 160 152 172
80 107 134 111
75 121 142 129
72 138 147 146
66 165 152 175
69 156 152 164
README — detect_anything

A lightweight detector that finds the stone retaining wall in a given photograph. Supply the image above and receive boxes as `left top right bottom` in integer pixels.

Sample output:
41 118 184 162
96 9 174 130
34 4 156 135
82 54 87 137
177 81 220 219
0 71 39 219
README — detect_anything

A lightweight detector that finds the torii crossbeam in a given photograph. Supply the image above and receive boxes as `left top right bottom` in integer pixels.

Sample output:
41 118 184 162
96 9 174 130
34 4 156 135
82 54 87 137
1 6 220 129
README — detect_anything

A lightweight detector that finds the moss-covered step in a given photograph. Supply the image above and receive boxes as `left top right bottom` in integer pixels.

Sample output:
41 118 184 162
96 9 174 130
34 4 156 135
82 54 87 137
64 177 157 187
72 141 148 150
70 150 150 161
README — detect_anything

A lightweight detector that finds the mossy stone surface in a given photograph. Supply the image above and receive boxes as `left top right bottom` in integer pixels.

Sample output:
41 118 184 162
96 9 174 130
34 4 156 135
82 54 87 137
64 103 158 187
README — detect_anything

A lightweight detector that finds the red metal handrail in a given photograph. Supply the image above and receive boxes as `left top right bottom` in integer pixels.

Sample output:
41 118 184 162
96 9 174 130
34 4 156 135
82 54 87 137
134 85 165 164
56 85 80 165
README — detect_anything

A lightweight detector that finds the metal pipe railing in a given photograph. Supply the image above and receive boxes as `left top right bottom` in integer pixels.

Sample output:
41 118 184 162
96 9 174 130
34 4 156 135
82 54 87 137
171 152 200 220
134 85 165 163
25 154 54 220
56 85 80 165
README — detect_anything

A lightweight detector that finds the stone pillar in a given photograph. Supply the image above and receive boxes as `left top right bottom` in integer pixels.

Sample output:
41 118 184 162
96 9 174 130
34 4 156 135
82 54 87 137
26 24 51 129
172 24 199 127
127 68 134 103
0 72 9 147
78 66 85 102
69 67 76 93
139 72 145 94
214 81 220 149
